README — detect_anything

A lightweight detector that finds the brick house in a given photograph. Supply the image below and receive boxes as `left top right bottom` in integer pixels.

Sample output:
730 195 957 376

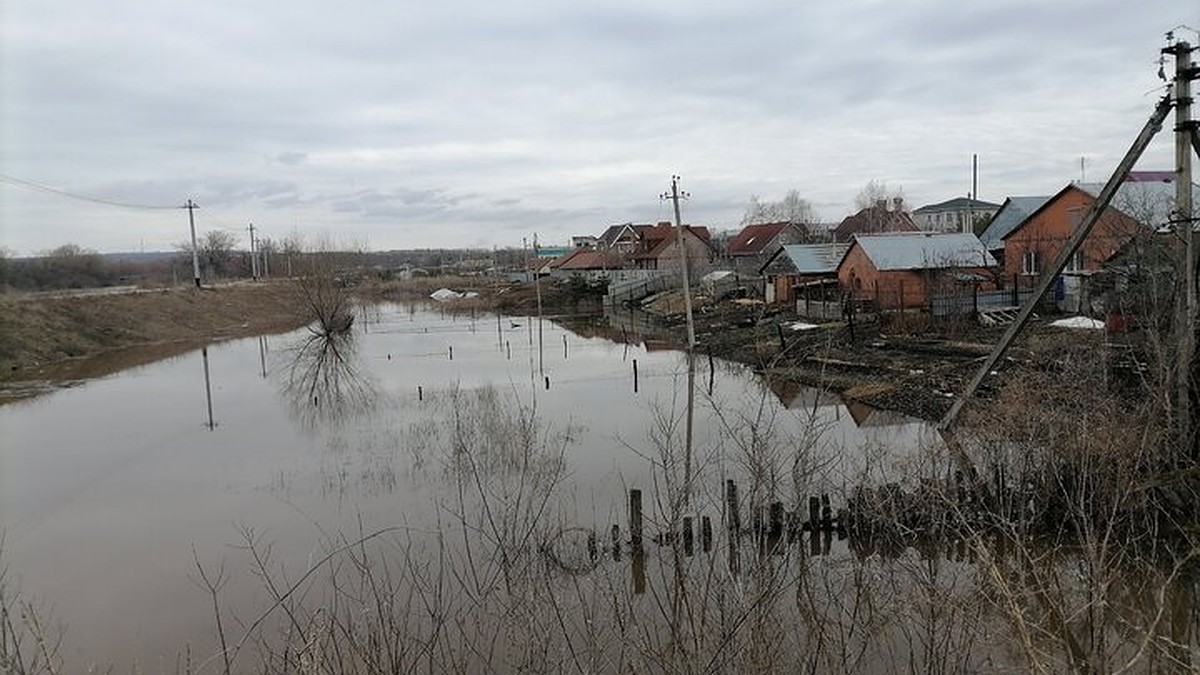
837 232 997 310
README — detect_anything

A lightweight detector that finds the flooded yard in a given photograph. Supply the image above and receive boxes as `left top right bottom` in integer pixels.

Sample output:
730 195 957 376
1 303 1195 673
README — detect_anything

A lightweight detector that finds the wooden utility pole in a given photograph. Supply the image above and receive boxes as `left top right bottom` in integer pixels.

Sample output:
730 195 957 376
663 175 696 505
1167 38 1198 456
185 199 201 287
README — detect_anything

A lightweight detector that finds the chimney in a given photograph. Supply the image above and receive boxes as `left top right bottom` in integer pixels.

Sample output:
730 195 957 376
875 199 887 210
892 197 904 213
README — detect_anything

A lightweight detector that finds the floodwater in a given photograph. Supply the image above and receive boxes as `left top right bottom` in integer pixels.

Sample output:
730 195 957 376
0 302 1024 672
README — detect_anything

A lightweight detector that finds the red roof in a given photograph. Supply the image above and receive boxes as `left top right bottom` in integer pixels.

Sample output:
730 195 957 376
555 249 623 270
726 222 794 256
833 205 919 242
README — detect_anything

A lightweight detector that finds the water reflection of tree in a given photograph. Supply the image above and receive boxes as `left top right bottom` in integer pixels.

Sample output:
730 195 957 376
280 330 375 426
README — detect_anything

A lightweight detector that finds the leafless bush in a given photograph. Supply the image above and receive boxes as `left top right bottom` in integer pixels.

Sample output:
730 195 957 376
0 544 63 675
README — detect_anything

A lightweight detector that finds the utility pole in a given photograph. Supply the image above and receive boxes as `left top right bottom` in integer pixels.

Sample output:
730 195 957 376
184 199 201 288
248 222 259 281
1167 37 1198 456
663 175 696 506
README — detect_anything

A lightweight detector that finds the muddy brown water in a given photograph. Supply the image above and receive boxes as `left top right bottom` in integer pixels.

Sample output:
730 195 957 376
0 303 945 671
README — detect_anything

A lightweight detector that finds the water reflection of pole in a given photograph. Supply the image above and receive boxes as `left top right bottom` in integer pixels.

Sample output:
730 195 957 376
534 232 544 376
258 336 268 378
201 347 215 430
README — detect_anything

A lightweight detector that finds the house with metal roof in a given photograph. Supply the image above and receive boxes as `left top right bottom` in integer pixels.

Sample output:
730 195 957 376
837 232 998 310
978 196 1053 263
757 243 850 305
1001 177 1199 312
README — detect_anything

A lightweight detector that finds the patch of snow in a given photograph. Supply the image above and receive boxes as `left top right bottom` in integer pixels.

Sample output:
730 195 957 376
1050 316 1105 330
789 321 819 331
430 288 465 302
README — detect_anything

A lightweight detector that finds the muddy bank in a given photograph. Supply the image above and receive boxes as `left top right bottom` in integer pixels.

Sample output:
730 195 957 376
0 281 309 384
624 290 1066 423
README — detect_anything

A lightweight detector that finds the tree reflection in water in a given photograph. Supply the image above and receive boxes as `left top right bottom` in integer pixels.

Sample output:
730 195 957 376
280 329 376 426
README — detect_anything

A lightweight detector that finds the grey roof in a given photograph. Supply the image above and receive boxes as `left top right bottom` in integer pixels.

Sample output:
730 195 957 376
1076 180 1200 229
912 196 1001 213
979 196 1052 250
777 243 851 274
851 232 997 271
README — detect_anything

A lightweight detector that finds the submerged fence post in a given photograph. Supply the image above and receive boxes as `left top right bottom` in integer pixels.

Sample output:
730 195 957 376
629 489 643 552
726 479 740 576
683 516 694 557
448 345 454 360
633 359 639 393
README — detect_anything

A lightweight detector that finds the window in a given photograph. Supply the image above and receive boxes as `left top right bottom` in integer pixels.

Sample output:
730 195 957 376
1022 250 1041 276
1065 249 1085 272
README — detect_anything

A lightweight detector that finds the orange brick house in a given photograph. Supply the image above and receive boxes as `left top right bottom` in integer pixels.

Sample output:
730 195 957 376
837 232 997 310
1001 182 1151 287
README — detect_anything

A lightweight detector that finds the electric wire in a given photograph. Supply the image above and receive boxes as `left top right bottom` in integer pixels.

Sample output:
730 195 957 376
0 172 181 210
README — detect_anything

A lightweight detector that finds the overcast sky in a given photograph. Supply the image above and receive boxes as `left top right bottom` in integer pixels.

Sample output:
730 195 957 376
1 0 1195 254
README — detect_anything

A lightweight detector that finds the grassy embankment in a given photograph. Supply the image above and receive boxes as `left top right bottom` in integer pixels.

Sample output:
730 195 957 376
0 282 309 383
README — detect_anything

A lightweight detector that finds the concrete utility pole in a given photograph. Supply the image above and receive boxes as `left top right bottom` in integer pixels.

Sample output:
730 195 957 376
248 222 259 281
663 175 696 506
1167 38 1198 456
184 199 201 287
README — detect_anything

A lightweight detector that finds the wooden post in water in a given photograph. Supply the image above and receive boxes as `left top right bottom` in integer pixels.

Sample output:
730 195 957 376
506 341 511 359
707 349 714 396
448 345 453 361
418 386 423 401
562 334 568 359
726 479 740 576
544 376 550 390
682 516 694 556
629 489 643 552
633 359 639 393
726 480 741 533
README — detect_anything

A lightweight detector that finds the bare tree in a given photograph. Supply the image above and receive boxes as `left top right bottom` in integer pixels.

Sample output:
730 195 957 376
853 180 905 211
741 189 817 227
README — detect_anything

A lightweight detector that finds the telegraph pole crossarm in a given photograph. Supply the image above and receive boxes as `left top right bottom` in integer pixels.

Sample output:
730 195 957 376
939 93 1174 432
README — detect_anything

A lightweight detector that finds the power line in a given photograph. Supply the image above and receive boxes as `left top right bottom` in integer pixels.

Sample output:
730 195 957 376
0 172 179 210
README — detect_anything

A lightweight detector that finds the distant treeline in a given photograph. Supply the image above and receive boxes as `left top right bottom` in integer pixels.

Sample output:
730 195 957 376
0 245 535 291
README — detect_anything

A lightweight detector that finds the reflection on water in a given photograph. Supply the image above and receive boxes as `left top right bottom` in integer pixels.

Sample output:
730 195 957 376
280 329 377 426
